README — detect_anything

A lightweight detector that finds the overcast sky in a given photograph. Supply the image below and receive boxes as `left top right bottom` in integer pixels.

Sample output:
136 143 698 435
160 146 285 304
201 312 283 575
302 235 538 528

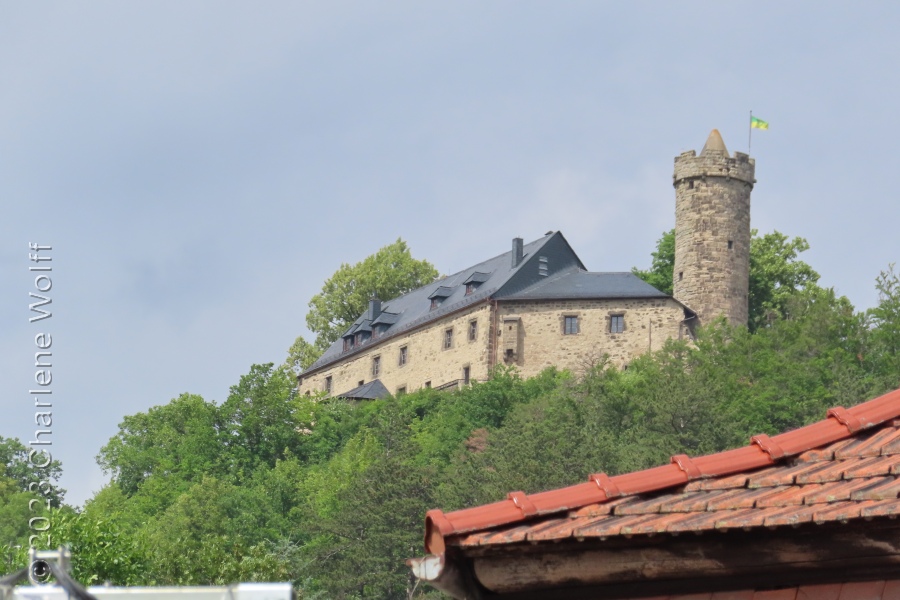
2 2 898 506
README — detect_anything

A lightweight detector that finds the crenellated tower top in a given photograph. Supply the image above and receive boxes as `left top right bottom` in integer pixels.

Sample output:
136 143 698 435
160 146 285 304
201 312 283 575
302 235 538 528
672 130 756 328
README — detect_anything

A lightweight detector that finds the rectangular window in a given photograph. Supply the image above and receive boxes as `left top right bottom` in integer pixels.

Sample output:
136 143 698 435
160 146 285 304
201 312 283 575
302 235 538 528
372 355 381 377
463 366 471 385
465 283 476 295
468 319 477 342
399 346 408 366
564 316 579 335
610 315 625 334
424 381 431 389
358 380 364 386
325 376 332 393
396 386 406 396
430 298 442 310
444 328 453 350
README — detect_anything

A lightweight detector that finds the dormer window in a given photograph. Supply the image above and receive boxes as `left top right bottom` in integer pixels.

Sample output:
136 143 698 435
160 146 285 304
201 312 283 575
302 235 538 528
428 286 453 311
370 310 399 336
463 272 490 296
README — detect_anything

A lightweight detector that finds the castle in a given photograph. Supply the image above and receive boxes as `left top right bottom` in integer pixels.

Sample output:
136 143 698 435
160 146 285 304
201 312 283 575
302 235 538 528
297 130 755 398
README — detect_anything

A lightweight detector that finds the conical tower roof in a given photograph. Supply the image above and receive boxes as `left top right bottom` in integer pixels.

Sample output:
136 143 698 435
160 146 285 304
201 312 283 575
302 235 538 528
700 129 729 156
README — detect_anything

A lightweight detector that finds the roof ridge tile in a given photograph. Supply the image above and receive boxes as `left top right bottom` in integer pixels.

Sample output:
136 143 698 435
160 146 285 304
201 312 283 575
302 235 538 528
423 387 900 554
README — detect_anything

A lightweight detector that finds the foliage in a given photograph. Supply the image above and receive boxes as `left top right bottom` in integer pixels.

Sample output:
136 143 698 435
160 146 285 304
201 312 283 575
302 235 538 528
0 436 65 506
295 400 435 599
748 230 821 330
631 229 821 331
96 393 220 498
631 229 675 295
21 244 898 598
52 509 149 586
218 364 298 476
867 264 900 390
287 239 439 371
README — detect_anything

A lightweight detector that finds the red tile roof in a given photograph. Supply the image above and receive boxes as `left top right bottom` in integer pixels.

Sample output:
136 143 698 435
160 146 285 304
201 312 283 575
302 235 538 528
423 387 900 554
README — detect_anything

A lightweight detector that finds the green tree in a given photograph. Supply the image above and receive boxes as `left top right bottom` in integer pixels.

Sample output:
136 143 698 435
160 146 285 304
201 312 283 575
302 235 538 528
631 230 675 295
0 436 65 507
50 509 149 586
287 239 438 371
296 400 435 599
868 264 900 389
0 475 38 546
217 364 298 475
632 229 820 330
96 394 220 499
748 230 821 329
143 476 294 585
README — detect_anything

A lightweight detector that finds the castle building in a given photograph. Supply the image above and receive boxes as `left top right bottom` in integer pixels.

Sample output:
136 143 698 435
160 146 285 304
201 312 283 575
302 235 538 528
673 129 755 326
298 130 753 398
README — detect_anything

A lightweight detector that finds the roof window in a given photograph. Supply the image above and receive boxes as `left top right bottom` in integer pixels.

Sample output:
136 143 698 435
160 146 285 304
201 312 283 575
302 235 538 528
463 272 491 295
428 286 453 311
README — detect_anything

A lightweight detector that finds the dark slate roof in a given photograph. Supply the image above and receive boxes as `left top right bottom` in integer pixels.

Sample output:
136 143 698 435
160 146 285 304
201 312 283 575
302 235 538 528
303 232 672 376
303 232 566 374
428 286 455 299
464 271 491 284
337 379 389 400
371 311 400 326
499 269 669 300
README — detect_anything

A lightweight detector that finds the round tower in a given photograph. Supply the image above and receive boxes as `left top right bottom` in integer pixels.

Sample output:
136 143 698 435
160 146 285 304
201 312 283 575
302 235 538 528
673 129 755 327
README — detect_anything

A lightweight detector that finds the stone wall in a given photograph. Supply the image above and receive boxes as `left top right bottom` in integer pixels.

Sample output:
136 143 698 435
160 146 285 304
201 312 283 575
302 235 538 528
496 297 688 377
673 146 754 326
299 302 493 397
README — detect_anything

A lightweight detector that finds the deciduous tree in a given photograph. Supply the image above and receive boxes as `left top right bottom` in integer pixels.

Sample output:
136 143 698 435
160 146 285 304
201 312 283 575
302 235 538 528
632 229 821 330
287 239 438 371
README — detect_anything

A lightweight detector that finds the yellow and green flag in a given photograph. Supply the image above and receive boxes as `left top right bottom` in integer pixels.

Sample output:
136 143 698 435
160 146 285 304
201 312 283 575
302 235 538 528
751 116 769 130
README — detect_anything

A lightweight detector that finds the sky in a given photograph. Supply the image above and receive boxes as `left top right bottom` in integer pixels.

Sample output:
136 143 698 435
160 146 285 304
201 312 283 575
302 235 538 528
2 2 899 506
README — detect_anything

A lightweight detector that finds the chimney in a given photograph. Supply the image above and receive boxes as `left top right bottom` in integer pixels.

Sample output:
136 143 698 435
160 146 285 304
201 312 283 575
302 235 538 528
511 237 524 268
368 297 382 321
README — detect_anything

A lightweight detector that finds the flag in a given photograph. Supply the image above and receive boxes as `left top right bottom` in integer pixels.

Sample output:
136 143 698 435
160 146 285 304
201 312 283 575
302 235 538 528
751 116 769 130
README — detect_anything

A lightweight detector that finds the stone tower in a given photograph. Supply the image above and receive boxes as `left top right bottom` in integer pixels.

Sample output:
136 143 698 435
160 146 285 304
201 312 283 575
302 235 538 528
673 129 755 327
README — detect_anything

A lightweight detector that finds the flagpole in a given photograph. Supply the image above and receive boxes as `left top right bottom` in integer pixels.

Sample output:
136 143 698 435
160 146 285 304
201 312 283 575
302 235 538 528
748 110 752 153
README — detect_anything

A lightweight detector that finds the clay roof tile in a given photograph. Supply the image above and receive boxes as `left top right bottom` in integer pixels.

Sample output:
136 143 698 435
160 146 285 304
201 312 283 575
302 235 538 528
422 388 900 554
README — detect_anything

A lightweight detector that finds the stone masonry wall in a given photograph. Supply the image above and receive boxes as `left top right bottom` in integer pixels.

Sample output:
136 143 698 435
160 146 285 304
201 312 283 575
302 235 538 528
673 148 754 326
496 298 687 377
299 302 493 397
